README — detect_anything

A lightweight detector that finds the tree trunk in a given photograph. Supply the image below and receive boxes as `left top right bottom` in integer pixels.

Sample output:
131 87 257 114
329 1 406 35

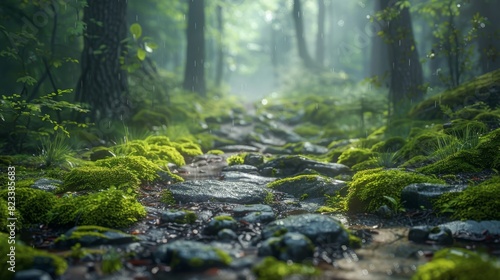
315 0 325 66
76 0 128 121
215 3 224 87
292 0 315 70
381 0 425 118
475 0 500 73
183 0 206 96
370 0 389 80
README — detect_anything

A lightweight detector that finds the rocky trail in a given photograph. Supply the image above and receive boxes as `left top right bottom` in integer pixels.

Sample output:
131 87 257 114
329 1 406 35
9 105 500 280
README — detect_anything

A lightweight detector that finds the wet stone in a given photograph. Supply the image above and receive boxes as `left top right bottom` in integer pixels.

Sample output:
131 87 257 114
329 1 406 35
218 228 238 241
168 180 268 204
153 240 231 272
258 232 315 262
439 220 500 241
204 216 238 235
217 145 259 153
301 142 328 155
259 155 351 178
222 164 259 174
14 269 53 280
262 214 349 246
240 211 275 224
401 183 468 210
221 171 274 185
244 153 264 166
409 225 453 245
31 178 62 192
160 210 195 224
232 204 273 217
54 226 137 249
269 175 346 199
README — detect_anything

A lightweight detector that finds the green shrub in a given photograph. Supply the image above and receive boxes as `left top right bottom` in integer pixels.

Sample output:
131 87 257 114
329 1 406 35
48 188 146 228
0 188 56 225
434 177 500 220
412 248 500 280
337 148 374 167
346 168 444 213
95 156 159 183
60 165 140 193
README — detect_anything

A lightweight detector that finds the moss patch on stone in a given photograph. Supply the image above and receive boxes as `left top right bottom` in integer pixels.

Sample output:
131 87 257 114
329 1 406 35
412 248 500 280
337 148 374 168
227 154 245 166
59 165 140 193
47 188 146 228
0 232 67 280
267 174 324 189
252 256 319 279
113 139 186 167
434 177 500 220
95 155 159 183
346 168 444 213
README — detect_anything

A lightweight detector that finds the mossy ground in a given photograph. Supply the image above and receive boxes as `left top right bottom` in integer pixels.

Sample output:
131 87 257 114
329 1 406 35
59 165 140 193
95 155 160 183
0 187 56 226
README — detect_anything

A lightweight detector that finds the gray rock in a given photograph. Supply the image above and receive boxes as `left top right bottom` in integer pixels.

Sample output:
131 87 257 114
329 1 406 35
204 216 238 235
218 229 238 241
233 204 273 217
154 240 231 272
55 226 137 249
161 210 196 224
439 220 500 241
259 155 350 178
244 153 264 166
168 180 268 204
222 164 259 174
259 232 314 262
217 145 259 153
301 142 328 155
221 171 275 185
262 214 349 246
262 146 293 155
409 226 453 245
31 178 62 192
268 175 346 198
401 183 468 210
14 269 53 280
240 211 275 224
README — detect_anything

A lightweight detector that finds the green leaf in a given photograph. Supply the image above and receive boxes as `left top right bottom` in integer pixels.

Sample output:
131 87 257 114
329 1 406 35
130 23 142 39
137 48 146 61
16 76 37 86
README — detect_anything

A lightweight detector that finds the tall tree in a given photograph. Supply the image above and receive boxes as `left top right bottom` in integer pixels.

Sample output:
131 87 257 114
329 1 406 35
380 0 425 118
292 0 315 69
76 0 128 121
183 0 206 96
369 0 389 80
315 0 325 66
215 2 224 87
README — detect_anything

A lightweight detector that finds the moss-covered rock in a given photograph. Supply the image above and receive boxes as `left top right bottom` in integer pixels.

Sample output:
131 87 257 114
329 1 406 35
0 232 67 280
351 158 380 171
434 177 500 220
95 155 160 183
346 168 444 213
252 256 319 279
409 69 500 120
337 148 374 167
55 225 138 248
113 139 186 167
371 137 407 153
47 188 146 228
227 154 245 166
267 174 345 198
0 188 56 225
412 248 500 280
60 165 140 193
398 131 444 160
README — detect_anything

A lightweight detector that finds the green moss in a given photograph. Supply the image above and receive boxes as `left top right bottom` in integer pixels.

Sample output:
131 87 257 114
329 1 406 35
55 225 137 246
160 189 176 206
171 141 203 158
0 188 56 225
400 155 430 169
409 68 500 120
60 165 140 193
399 131 444 160
325 149 343 163
267 174 323 189
95 155 160 183
293 123 322 138
252 256 320 279
264 191 275 204
434 177 500 220
207 149 224 155
315 206 336 213
0 232 67 280
351 158 379 171
349 234 362 249
473 111 500 130
412 248 500 280
214 215 235 222
346 168 444 213
227 154 245 166
188 257 204 267
113 139 186 167
47 188 146 228
417 150 482 174
337 148 375 167
214 248 232 265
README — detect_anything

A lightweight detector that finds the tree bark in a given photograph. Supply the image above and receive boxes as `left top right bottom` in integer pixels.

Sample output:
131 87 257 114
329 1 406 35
76 0 128 121
292 0 316 70
183 0 206 96
315 0 325 66
381 0 425 118
215 3 224 87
